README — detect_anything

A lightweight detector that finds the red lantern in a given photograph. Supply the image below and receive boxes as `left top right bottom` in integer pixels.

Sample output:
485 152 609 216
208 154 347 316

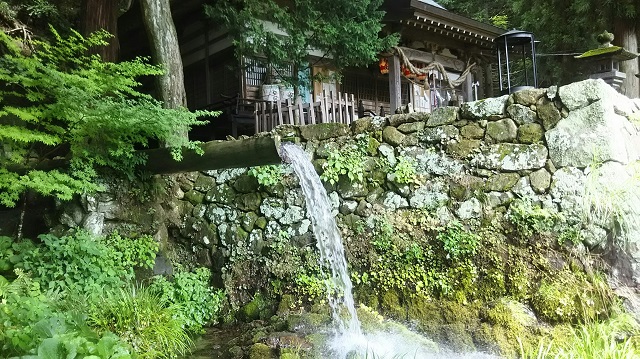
379 57 389 74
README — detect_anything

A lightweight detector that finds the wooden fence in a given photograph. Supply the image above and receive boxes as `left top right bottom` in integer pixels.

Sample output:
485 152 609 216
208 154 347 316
255 92 356 133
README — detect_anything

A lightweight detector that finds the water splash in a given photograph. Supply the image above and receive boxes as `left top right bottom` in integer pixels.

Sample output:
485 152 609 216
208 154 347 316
279 142 362 337
279 142 500 359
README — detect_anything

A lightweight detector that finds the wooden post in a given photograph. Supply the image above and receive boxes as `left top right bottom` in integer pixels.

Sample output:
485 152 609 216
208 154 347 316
309 102 316 124
287 98 294 125
330 91 336 123
389 55 402 113
337 92 344 123
350 94 356 123
320 93 327 123
277 100 284 126
261 101 266 131
297 100 304 125
254 103 259 133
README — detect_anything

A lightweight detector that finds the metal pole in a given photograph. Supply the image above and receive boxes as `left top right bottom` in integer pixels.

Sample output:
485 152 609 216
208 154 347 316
522 44 528 86
531 37 538 88
497 42 503 92
504 37 511 93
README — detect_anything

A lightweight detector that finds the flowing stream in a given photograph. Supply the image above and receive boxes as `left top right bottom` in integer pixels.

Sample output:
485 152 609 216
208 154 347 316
280 142 500 359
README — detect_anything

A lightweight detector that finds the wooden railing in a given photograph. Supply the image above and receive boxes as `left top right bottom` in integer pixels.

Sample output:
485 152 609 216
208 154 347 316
255 92 356 133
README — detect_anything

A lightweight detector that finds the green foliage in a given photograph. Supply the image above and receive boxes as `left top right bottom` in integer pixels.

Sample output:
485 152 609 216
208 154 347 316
206 0 398 91
506 199 563 240
88 286 192 359
0 270 135 358
0 236 35 274
437 221 480 261
0 28 209 207
531 271 616 324
519 315 640 358
148 267 226 333
17 231 157 298
248 165 282 187
320 135 370 185
392 157 418 185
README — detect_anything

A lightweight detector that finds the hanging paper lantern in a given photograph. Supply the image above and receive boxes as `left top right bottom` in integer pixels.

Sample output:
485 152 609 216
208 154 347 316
402 65 412 78
379 57 389 74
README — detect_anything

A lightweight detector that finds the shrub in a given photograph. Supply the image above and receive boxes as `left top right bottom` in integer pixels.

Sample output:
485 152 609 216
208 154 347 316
148 267 225 333
17 231 157 298
506 199 563 240
248 165 283 187
88 285 192 359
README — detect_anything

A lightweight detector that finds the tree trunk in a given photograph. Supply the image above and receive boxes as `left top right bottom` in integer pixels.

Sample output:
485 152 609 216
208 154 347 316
80 0 119 62
614 18 639 98
139 0 188 110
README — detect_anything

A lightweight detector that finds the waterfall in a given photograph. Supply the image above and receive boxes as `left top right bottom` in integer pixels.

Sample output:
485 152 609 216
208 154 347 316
279 142 362 337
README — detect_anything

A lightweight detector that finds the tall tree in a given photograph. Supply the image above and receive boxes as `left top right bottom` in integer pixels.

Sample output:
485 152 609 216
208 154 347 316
206 0 398 97
79 0 119 61
139 0 187 110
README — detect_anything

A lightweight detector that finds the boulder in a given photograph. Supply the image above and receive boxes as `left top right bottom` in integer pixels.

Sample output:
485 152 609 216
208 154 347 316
558 78 621 111
382 126 406 147
472 143 548 171
397 121 426 133
513 88 546 106
420 125 459 144
537 97 561 130
460 123 485 139
300 123 350 141
486 118 518 143
456 198 482 219
517 123 544 144
507 104 537 125
427 106 458 126
529 168 551 194
460 95 508 120
446 139 482 158
545 99 640 168
484 173 520 192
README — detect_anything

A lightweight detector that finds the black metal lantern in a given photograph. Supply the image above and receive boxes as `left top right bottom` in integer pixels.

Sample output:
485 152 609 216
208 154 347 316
495 29 538 94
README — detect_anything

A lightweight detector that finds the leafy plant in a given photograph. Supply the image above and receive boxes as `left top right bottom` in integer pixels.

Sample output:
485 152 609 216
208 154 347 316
506 199 563 239
437 222 480 261
320 135 370 185
392 157 418 185
248 165 282 187
0 28 210 207
148 267 225 333
0 236 35 275
88 286 192 359
17 231 157 298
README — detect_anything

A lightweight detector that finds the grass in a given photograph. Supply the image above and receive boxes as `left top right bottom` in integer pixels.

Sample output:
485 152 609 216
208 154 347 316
88 285 193 359
518 315 640 359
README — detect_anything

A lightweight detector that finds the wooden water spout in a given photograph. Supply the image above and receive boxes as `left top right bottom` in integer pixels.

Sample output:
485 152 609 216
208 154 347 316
142 136 282 174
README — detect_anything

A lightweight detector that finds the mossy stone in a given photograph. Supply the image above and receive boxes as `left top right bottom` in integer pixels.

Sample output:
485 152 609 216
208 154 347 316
193 175 217 192
484 173 520 192
241 211 259 232
205 184 236 204
397 121 425 133
446 139 481 158
184 190 205 205
382 126 406 147
427 106 458 126
537 97 561 130
380 290 406 320
299 123 350 141
315 141 340 158
517 123 544 144
237 192 263 212
486 118 517 143
460 123 485 139
255 216 268 230
233 175 260 193
249 343 274 359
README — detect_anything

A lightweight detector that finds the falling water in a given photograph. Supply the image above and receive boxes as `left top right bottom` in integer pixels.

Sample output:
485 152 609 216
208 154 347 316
279 142 362 337
279 142 500 359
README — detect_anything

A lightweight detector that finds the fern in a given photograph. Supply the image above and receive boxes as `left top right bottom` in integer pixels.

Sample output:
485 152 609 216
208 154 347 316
0 28 213 206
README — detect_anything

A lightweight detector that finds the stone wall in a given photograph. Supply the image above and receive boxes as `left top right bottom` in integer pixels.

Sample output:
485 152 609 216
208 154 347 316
56 79 640 292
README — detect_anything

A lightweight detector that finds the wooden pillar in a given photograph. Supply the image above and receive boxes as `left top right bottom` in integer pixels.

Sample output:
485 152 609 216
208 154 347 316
484 63 494 98
389 55 402 112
